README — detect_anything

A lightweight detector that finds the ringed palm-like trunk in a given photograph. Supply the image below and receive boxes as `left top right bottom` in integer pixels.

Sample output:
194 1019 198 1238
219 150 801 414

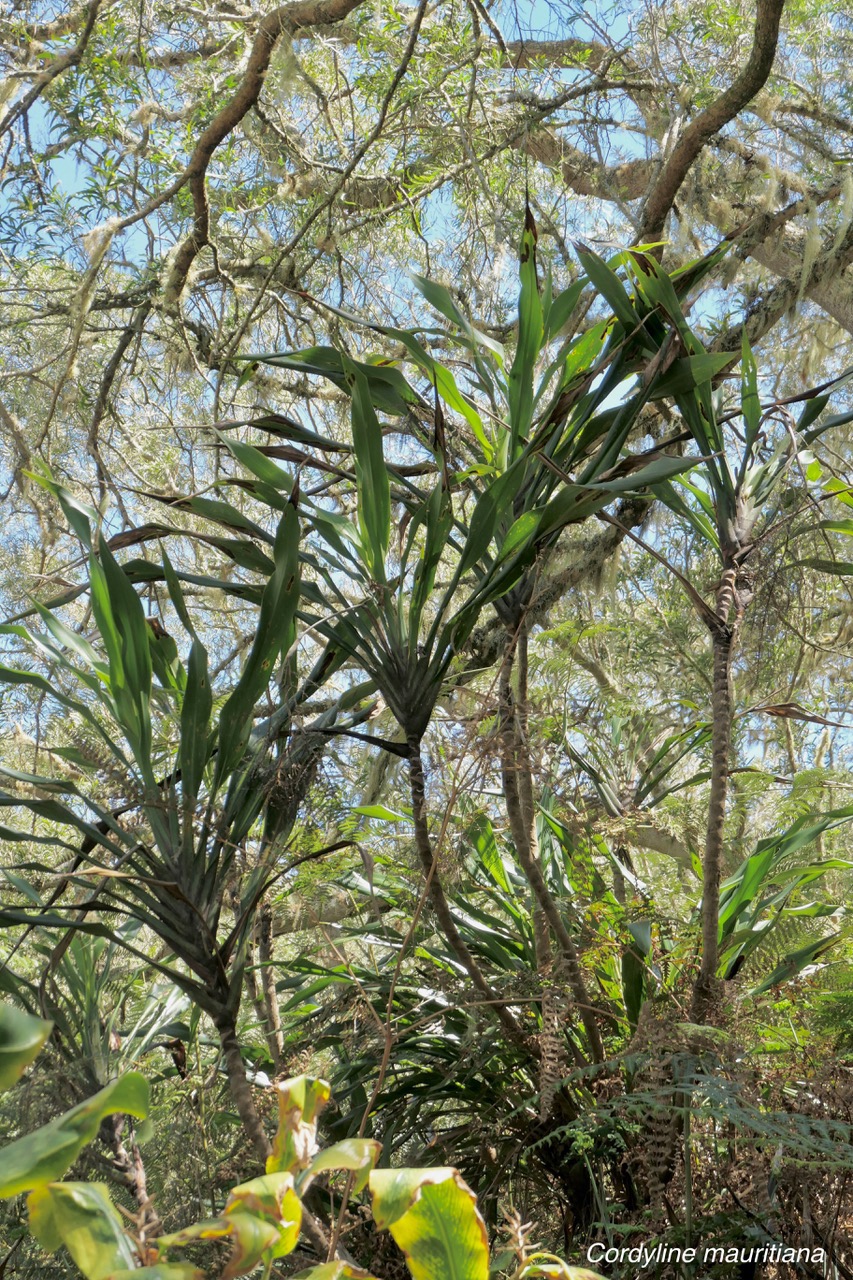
211 1001 337 1259
691 565 738 1023
212 1004 273 1165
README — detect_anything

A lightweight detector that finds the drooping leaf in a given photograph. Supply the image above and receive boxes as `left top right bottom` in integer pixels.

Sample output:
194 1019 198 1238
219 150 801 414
25 467 97 547
244 347 421 417
157 1214 282 1280
352 805 407 822
369 1167 489 1280
267 1076 331 1175
306 1138 382 1194
751 933 841 993
28 1182 137 1280
0 1073 149 1196
291 1264 378 1280
0 1004 52 1091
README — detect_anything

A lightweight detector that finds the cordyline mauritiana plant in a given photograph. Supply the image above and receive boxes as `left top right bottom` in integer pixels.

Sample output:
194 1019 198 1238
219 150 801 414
0 1002 599 1279
210 209 731 1069
200 211 853 1045
1 209 851 1256
0 476 374 1253
595 258 853 1020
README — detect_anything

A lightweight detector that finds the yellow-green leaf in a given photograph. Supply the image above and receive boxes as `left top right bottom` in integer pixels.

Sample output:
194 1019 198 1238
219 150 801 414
158 1212 281 1280
307 1138 382 1193
224 1171 302 1258
0 1004 52 1091
369 1167 488 1280
28 1182 137 1280
267 1076 331 1175
291 1265 379 1280
0 1073 149 1196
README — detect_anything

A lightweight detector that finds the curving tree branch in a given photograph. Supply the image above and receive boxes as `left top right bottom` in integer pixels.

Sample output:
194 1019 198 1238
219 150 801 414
162 0 367 305
635 0 787 245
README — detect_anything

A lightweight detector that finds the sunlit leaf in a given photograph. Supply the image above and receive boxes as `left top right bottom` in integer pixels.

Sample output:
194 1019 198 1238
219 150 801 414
28 1183 137 1280
370 1167 489 1280
0 1073 149 1196
0 1004 52 1092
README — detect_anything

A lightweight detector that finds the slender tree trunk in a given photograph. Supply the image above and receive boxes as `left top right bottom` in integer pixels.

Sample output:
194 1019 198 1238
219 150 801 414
499 630 605 1063
212 1006 272 1164
258 901 285 1070
244 940 271 1061
211 1004 337 1260
513 627 551 973
691 567 738 1023
407 743 530 1052
515 630 568 1110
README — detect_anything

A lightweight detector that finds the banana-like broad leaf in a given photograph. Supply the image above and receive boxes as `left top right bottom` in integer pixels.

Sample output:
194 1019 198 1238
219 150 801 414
0 1004 52 1091
28 1182 137 1280
225 1172 302 1249
0 1072 149 1196
157 1173 301 1277
305 1137 382 1193
369 1167 489 1280
519 1262 604 1280
158 1214 282 1280
267 1075 331 1175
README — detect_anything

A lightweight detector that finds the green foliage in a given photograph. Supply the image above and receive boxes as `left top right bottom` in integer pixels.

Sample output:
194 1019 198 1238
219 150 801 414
0 1012 594 1280
370 1168 488 1280
0 1002 52 1091
0 1071 149 1198
2 209 853 1278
